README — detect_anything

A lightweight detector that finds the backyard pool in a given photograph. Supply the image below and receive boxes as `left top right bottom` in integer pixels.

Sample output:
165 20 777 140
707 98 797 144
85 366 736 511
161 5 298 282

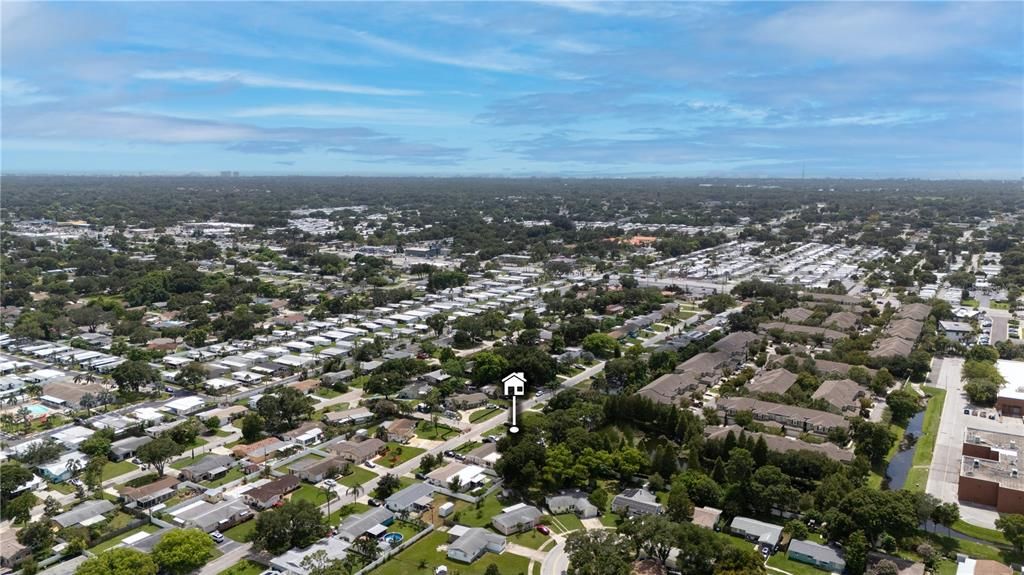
382 533 403 547
26 404 55 417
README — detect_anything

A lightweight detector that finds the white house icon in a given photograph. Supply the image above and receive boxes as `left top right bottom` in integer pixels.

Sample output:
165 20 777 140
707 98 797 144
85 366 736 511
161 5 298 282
502 372 526 397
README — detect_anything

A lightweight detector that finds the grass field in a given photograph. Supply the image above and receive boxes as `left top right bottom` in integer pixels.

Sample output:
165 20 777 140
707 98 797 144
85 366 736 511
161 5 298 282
171 452 210 470
101 460 138 481
376 443 426 468
469 407 503 424
903 386 947 492
990 301 1011 310
290 484 336 505
327 502 371 526
951 520 1009 545
315 387 343 399
456 493 508 528
599 512 622 527
49 482 77 494
368 531 529 575
339 467 378 487
205 468 244 488
455 441 481 455
216 560 263 575
89 524 160 554
415 420 460 441
510 529 551 549
767 554 833 575
547 513 583 533
223 519 256 543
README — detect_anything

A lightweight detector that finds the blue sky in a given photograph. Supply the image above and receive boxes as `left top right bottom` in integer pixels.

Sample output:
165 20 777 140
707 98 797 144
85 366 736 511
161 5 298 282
2 1 1021 178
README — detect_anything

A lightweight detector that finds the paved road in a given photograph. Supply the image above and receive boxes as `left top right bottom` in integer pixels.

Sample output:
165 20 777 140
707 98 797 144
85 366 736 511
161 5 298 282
200 542 252 575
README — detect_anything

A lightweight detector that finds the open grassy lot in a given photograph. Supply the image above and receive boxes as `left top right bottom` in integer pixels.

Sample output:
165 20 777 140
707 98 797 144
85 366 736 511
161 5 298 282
339 467 378 487
101 460 138 481
547 513 583 533
327 502 371 526
216 560 263 575
223 519 256 543
315 387 343 399
368 531 529 575
415 420 460 441
204 467 244 488
89 524 160 554
171 452 210 470
510 529 551 549
469 407 503 424
456 493 508 528
376 443 425 468
767 554 833 575
290 484 336 505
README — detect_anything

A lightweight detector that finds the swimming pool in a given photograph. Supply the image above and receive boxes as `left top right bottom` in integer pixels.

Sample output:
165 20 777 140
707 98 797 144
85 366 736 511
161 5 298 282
382 533 403 546
26 404 53 417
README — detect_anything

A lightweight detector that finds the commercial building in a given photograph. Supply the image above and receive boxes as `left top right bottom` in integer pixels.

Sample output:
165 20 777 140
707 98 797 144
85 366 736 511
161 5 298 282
959 428 1024 514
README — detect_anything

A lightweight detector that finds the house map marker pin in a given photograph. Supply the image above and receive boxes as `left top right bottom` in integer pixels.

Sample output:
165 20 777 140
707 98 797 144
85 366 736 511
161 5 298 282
501 372 527 433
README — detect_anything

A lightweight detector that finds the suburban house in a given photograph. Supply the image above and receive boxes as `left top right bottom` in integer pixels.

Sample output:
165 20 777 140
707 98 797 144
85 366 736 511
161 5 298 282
545 489 599 519
232 437 293 463
939 321 974 344
330 438 386 464
788 540 846 572
386 418 417 443
692 506 722 530
636 372 703 406
244 475 301 509
270 538 351 575
167 496 253 533
446 526 507 563
385 482 437 515
448 392 488 410
426 462 489 492
491 504 542 535
38 451 89 483
706 426 854 463
109 435 153 462
281 423 325 447
290 456 347 483
288 379 320 395
611 488 663 517
52 499 116 529
337 507 394 542
746 369 798 396
716 397 849 435
811 379 870 412
730 516 783 549
0 525 30 569
179 454 236 483
121 476 179 509
465 442 501 468
322 407 373 426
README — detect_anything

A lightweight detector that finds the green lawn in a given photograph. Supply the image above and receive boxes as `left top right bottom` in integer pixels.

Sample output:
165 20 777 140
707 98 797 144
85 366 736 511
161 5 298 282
327 502 371 526
376 443 426 468
290 484 336 505
48 481 77 494
456 493 508 528
547 513 584 533
455 441 482 455
902 386 947 492
223 519 256 543
216 560 263 575
510 529 551 549
767 554 834 575
171 452 210 470
951 520 1009 545
469 408 503 424
204 468 244 488
101 460 138 481
962 299 980 308
415 420 460 441
990 301 1010 310
282 453 325 471
599 512 622 527
214 429 232 437
368 531 529 575
179 436 208 450
339 467 378 487
89 524 160 554
315 387 343 399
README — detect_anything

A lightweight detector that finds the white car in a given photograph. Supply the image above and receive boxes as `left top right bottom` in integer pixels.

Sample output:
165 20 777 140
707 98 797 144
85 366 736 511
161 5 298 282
210 531 224 543
323 479 336 487
365 461 376 468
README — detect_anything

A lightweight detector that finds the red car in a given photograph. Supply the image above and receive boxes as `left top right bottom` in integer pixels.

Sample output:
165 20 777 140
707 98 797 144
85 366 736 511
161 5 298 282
536 525 551 535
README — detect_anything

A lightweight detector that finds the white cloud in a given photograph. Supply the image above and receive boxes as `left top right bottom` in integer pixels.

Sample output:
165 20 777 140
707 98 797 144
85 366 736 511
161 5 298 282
1 77 59 105
338 27 543 73
135 68 419 96
231 104 466 126
753 3 997 61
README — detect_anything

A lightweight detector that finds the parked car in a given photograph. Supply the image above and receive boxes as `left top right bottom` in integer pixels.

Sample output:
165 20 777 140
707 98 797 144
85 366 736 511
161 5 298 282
536 525 551 535
368 498 383 507
365 461 376 468
323 479 336 487
211 531 224 543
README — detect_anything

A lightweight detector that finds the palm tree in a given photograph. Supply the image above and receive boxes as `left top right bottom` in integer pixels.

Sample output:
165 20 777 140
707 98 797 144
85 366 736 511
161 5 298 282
73 373 84 384
16 406 31 431
24 383 42 398
65 457 83 479
80 393 96 415
347 483 364 500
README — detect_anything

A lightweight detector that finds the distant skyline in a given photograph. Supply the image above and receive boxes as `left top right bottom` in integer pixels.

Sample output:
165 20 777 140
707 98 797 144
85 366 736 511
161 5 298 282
2 1 1022 178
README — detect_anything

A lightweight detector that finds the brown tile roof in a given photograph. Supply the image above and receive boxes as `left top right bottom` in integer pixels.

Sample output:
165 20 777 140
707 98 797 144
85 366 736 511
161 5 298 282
812 379 869 411
747 369 798 396
120 476 179 500
782 308 814 323
637 372 703 405
246 475 300 503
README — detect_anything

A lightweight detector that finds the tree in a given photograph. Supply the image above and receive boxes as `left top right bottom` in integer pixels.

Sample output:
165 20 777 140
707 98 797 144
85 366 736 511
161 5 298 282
76 548 158 575
997 514 1024 552
137 436 181 477
588 487 609 512
184 328 209 348
471 351 510 386
868 560 900 575
17 520 54 552
175 362 208 390
666 478 694 522
375 474 401 499
427 313 447 337
83 456 107 492
43 496 61 517
5 493 35 523
241 413 265 442
252 500 328 554
153 528 216 575
885 388 920 425
851 420 895 466
79 430 114 458
0 462 33 504
931 502 960 534
351 536 381 562
581 333 620 359
256 387 315 432
565 529 632 575
784 519 808 540
965 379 1000 406
111 360 159 393
484 564 502 575
702 293 737 314
844 531 870 575
204 416 221 434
